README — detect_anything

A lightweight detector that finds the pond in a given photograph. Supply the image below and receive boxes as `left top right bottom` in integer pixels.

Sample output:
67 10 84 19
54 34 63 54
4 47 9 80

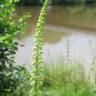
15 6 96 76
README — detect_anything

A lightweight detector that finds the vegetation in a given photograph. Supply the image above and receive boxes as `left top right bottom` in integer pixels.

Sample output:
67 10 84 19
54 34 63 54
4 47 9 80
0 0 30 95
30 0 49 96
43 64 96 96
1 0 96 96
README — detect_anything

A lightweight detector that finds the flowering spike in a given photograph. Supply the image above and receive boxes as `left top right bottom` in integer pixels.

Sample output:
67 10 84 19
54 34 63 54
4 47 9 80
30 0 49 96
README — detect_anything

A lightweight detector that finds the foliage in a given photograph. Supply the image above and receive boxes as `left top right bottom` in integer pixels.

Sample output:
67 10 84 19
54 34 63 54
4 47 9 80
0 0 30 95
12 66 31 96
30 0 49 96
0 66 31 96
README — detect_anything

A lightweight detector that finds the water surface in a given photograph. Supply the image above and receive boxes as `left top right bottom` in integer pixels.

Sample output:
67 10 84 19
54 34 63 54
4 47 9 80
15 6 96 75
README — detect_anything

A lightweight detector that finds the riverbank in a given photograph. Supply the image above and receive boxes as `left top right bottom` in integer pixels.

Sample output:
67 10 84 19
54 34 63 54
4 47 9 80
16 6 96 31
43 64 96 96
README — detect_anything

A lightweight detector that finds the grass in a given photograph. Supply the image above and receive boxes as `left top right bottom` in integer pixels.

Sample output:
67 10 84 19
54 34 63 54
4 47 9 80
42 64 96 96
40 37 96 96
9 63 96 96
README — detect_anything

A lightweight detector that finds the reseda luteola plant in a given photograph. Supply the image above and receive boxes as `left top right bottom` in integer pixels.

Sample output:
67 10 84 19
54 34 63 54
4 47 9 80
30 0 49 96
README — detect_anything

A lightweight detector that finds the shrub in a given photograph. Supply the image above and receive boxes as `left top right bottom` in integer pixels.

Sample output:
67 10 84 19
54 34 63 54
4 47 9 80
0 0 30 95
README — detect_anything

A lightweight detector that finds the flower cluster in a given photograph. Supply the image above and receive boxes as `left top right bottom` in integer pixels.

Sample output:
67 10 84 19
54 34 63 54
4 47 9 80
30 0 49 96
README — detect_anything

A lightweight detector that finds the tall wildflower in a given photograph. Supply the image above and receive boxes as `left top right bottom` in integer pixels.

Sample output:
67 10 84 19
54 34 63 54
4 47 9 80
30 0 49 96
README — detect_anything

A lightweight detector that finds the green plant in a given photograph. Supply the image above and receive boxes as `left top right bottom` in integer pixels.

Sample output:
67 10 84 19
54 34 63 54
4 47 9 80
0 0 30 95
43 64 96 96
30 0 49 96
12 66 31 96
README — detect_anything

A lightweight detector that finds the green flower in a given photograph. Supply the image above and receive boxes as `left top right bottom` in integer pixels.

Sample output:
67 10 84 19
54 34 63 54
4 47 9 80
30 0 49 96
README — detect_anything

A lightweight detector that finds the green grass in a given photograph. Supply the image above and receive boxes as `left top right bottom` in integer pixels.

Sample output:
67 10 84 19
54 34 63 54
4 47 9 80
42 64 96 96
6 63 96 96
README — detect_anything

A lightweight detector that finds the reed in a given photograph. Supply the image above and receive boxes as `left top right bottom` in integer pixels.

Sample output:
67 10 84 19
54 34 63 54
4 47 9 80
66 39 71 69
87 38 95 83
43 64 95 96
30 0 49 96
